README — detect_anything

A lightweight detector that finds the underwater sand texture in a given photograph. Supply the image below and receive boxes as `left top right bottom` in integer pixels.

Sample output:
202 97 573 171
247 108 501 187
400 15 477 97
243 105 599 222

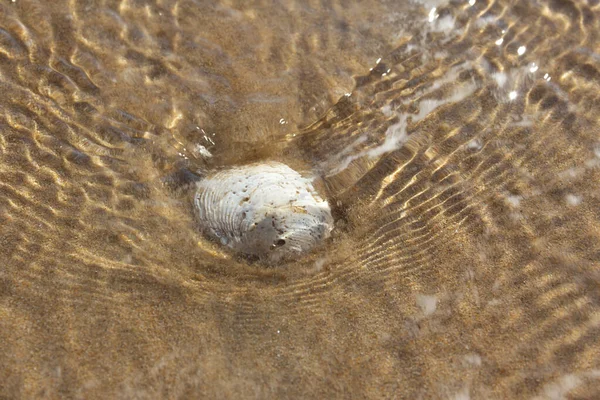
1 0 600 398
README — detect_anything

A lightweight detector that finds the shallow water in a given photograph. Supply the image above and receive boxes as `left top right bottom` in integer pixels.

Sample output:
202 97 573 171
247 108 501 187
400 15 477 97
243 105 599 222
1 0 600 398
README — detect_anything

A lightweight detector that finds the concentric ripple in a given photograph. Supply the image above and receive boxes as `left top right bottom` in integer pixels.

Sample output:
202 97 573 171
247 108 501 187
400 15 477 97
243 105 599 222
1 0 600 398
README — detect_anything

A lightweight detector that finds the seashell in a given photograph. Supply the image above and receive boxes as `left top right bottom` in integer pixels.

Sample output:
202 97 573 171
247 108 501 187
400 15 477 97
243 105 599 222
194 162 334 262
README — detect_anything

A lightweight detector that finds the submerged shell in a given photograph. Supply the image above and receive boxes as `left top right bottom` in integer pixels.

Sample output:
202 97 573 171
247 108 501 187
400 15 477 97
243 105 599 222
194 162 334 262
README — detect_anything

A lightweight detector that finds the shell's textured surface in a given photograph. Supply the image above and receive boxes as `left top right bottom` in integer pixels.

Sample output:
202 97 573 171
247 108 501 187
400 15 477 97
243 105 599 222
194 162 333 261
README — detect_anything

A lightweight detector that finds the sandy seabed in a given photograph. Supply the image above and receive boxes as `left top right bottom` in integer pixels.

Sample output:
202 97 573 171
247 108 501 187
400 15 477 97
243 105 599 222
1 0 600 398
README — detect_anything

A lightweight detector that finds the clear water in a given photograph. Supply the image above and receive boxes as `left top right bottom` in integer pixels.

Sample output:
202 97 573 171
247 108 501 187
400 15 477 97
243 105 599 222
1 0 600 398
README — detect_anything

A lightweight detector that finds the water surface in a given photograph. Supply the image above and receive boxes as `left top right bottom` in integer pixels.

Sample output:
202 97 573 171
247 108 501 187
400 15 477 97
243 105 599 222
1 0 600 398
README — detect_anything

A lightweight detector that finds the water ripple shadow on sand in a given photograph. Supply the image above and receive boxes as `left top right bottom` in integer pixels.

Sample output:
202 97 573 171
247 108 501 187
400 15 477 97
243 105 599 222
1 0 600 398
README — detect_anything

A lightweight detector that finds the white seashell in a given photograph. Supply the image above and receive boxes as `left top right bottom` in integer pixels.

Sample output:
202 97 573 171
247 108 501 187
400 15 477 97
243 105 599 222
194 162 334 262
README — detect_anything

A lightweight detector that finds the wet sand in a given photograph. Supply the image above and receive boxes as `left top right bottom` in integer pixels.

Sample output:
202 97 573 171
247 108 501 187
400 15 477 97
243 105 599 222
1 0 600 398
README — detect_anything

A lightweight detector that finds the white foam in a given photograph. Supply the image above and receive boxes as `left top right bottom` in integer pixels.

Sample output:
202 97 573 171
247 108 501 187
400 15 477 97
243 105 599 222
381 104 394 117
452 387 470 400
492 72 507 87
416 294 438 316
414 82 478 123
466 139 482 150
477 15 501 28
326 63 477 176
506 195 521 207
412 0 449 7
565 194 582 206
430 15 456 33
536 375 582 400
193 144 212 159
314 258 326 271
367 116 409 158
558 167 583 179
463 353 482 367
